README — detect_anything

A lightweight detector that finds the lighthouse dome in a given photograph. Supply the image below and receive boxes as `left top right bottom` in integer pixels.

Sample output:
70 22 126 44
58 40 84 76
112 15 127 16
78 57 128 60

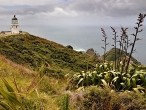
12 15 18 20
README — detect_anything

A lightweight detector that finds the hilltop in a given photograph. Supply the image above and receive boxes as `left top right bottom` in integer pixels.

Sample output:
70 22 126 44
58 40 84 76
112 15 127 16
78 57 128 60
104 48 141 65
0 33 98 76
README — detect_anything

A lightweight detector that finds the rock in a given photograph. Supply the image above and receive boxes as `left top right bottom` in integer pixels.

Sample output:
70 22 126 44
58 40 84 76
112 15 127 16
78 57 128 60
86 48 96 56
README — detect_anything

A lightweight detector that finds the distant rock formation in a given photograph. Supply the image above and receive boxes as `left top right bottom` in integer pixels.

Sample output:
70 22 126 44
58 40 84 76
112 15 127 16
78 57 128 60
86 48 100 60
86 48 96 56
103 48 141 65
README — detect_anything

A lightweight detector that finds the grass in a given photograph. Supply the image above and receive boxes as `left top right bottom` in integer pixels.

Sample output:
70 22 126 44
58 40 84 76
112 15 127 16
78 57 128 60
69 86 146 110
0 50 146 110
1 33 146 109
0 33 97 77
0 55 66 109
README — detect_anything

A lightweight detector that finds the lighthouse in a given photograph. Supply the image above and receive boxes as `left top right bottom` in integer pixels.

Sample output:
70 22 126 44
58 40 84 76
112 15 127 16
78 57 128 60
11 15 19 34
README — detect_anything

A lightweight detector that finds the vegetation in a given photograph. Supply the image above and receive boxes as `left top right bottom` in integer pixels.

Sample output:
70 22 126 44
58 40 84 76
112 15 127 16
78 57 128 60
70 86 146 110
101 28 108 63
70 63 146 92
111 27 118 70
104 48 140 65
0 55 70 109
126 13 146 73
69 13 146 109
0 13 146 110
102 13 145 71
0 33 97 77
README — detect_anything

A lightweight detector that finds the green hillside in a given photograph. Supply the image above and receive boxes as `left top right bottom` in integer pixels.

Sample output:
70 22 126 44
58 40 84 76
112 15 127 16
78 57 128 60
104 48 140 65
0 33 97 76
1 34 146 110
1 51 146 110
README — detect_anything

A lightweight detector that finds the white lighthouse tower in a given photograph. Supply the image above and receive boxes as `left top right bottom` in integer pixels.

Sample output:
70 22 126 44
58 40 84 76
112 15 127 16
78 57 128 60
11 15 19 34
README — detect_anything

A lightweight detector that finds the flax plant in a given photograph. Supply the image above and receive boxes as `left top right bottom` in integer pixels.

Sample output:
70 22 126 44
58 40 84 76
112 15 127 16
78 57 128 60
101 28 109 63
126 13 146 74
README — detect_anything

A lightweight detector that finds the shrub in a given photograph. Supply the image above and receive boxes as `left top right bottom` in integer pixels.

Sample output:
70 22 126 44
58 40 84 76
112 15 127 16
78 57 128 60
38 77 56 95
66 45 73 50
20 97 46 110
71 86 146 110
70 63 146 92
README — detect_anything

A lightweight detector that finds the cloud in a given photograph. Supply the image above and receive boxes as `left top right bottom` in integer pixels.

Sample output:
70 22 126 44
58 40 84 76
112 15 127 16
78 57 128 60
0 5 54 15
0 0 58 5
48 7 78 17
0 0 146 26
0 0 145 18
65 0 146 17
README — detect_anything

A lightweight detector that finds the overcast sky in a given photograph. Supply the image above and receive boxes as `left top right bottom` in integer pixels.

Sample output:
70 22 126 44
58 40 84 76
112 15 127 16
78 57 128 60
0 0 146 26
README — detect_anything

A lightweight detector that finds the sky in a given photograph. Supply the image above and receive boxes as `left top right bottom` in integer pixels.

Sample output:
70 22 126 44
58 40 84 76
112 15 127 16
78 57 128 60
0 0 146 26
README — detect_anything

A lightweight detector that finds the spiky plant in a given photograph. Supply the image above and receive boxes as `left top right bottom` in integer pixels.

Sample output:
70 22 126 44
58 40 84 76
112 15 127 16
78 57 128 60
0 79 21 110
111 27 118 70
126 13 146 74
101 28 109 63
120 27 130 73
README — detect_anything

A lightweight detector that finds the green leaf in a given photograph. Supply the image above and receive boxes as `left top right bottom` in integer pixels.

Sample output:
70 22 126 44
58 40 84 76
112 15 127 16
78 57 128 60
131 78 136 88
0 79 21 108
77 78 84 86
126 78 131 88
2 79 15 93
112 77 119 83
137 85 145 90
0 88 21 106
101 79 109 87
120 82 125 87
133 88 140 93
0 101 11 110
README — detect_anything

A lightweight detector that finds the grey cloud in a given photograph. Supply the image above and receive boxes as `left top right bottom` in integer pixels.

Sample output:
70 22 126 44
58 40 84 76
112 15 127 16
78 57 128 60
105 0 146 17
64 0 146 17
0 5 55 15
0 0 146 17
63 0 105 14
0 0 73 16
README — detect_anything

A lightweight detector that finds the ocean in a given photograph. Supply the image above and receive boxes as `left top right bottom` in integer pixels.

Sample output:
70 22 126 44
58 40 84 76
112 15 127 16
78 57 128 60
1 25 146 64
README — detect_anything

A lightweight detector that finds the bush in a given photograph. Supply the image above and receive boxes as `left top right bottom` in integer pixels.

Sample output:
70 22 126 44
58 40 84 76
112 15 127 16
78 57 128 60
69 63 146 92
71 86 146 110
82 87 111 110
38 77 56 95
66 45 73 50
20 97 46 110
